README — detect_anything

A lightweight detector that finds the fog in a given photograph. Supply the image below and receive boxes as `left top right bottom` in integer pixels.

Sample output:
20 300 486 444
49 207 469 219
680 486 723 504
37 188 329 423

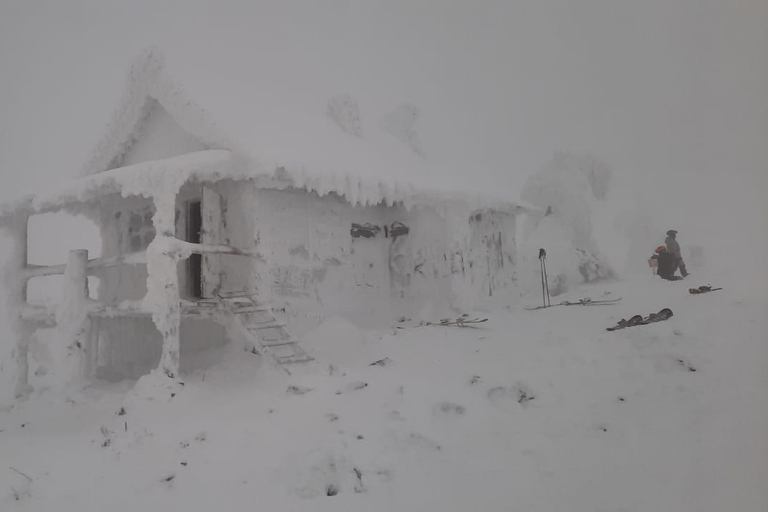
1 0 766 270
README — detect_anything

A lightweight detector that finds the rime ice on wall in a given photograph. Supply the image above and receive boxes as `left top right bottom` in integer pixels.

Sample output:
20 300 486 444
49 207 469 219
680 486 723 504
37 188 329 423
0 48 538 391
520 152 614 295
225 186 521 334
55 250 92 385
327 94 363 137
444 207 519 312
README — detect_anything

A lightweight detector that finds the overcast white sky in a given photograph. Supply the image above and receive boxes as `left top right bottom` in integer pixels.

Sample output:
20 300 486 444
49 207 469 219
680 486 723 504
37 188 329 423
0 0 766 265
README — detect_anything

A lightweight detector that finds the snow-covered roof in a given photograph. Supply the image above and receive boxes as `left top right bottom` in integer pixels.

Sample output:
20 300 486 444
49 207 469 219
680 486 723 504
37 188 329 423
0 149 530 221
0 48 530 219
80 49 235 178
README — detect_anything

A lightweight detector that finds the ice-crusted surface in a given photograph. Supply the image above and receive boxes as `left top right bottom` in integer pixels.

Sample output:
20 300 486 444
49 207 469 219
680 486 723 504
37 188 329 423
1 149 531 219
32 151 235 215
522 152 613 248
519 152 614 295
144 234 190 378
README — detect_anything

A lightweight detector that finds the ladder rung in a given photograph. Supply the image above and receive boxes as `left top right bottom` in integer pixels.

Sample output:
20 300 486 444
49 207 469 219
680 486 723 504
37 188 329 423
252 323 284 330
233 308 267 314
218 291 255 298
276 356 313 364
263 340 296 348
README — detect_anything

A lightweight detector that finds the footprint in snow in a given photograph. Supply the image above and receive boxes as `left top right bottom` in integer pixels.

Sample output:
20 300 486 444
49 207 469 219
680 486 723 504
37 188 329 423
293 452 364 499
335 381 368 395
287 385 313 395
383 431 442 454
406 432 442 452
488 382 537 409
433 401 466 417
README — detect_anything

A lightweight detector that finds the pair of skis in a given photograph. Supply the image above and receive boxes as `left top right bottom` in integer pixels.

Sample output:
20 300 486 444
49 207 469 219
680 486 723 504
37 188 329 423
525 297 622 311
436 317 488 328
606 308 673 331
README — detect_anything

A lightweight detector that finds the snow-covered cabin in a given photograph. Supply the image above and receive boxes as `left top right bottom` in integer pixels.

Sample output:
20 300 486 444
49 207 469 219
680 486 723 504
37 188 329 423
0 50 529 394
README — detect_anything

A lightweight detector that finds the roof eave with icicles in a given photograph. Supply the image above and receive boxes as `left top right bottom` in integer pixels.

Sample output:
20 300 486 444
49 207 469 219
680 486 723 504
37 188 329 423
0 150 534 224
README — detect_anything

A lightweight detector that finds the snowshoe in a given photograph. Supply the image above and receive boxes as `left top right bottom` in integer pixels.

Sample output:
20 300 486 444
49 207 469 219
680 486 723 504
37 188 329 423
606 308 673 331
606 314 643 331
642 308 673 324
350 223 381 238
689 285 722 295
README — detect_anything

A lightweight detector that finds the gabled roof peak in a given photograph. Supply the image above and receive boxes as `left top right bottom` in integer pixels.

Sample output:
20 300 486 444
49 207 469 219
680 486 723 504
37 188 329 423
80 47 234 177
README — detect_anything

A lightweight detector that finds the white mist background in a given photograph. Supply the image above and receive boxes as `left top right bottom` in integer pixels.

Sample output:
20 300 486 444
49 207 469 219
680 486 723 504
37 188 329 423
0 0 766 326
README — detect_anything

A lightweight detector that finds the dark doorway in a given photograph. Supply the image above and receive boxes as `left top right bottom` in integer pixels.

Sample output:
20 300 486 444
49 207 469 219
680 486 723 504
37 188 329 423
186 200 203 298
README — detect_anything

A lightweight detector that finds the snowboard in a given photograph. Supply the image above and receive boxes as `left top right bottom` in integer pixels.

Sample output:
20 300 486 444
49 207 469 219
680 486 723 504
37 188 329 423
606 308 673 331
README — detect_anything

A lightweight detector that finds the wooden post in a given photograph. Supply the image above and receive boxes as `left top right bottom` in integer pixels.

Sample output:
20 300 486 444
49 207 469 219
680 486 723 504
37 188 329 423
148 193 182 379
1 214 33 398
64 249 90 298
201 186 223 298
58 249 92 380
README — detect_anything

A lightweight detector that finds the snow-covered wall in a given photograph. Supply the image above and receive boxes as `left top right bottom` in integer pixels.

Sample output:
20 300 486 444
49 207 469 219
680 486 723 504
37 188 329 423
92 317 161 381
214 184 521 335
242 186 400 334
449 209 519 311
19 177 523 384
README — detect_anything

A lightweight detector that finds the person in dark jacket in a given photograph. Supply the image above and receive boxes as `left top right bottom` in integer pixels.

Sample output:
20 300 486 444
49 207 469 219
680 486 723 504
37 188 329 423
664 229 688 277
651 246 683 281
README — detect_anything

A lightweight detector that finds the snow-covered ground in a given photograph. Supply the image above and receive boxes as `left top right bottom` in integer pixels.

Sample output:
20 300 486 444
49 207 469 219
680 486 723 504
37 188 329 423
2 270 766 511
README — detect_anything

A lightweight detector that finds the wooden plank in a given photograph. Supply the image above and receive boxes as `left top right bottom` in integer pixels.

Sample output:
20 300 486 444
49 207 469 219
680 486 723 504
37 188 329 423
22 263 66 279
201 186 223 298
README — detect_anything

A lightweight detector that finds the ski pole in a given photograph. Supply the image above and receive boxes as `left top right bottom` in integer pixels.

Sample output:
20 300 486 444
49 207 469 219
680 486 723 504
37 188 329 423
543 256 551 306
539 249 551 307
539 248 550 307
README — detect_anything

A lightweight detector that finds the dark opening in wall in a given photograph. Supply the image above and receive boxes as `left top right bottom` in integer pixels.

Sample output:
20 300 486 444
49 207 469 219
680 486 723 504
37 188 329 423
186 200 203 298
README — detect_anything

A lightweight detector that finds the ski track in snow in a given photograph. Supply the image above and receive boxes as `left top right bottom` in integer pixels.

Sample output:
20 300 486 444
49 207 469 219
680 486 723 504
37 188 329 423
0 273 767 511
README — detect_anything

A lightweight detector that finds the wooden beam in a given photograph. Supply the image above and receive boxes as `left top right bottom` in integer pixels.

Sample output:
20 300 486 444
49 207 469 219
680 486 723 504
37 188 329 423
86 300 148 317
86 251 147 271
22 251 147 280
175 240 254 257
22 263 66 279
18 305 55 325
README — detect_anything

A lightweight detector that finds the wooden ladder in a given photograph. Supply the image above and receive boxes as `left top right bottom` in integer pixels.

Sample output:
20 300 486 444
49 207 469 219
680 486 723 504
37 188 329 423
217 291 313 374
